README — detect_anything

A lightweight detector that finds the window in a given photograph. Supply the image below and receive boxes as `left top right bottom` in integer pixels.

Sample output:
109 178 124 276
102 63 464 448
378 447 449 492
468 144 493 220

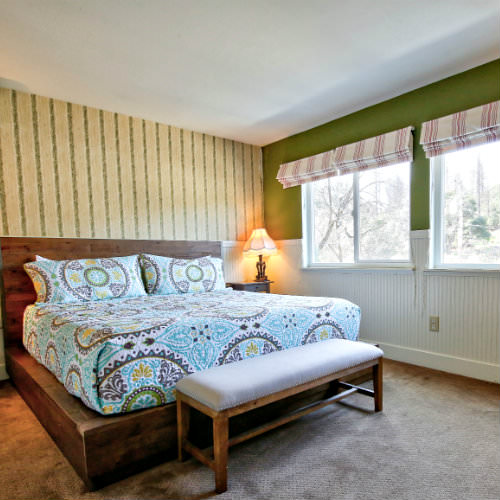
303 162 410 266
431 141 500 268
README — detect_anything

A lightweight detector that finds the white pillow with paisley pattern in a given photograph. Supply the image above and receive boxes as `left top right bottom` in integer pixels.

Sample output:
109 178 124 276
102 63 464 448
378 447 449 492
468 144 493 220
140 254 225 295
24 255 147 304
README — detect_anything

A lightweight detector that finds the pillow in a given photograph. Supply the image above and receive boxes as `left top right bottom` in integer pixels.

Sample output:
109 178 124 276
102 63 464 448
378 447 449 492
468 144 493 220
24 255 147 304
140 254 225 295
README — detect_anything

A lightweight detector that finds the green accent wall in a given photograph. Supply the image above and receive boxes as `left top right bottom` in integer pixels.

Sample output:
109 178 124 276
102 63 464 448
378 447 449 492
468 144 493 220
263 59 500 240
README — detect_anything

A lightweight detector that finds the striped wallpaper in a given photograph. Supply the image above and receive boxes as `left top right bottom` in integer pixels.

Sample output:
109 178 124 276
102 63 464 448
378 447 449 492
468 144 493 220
0 88 263 241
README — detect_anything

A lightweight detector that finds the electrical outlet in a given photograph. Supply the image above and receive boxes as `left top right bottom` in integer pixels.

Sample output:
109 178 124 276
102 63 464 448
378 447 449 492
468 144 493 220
429 316 439 332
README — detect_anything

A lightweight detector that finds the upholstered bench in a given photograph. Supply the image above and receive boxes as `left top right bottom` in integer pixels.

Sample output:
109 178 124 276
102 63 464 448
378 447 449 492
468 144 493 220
176 338 383 493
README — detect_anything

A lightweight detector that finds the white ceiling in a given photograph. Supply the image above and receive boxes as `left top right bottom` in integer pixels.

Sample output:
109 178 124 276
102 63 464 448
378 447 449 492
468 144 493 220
1 0 499 146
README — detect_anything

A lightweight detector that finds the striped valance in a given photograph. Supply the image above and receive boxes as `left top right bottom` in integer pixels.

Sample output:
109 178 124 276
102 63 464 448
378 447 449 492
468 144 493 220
276 148 336 189
276 126 413 188
332 126 413 176
420 100 500 158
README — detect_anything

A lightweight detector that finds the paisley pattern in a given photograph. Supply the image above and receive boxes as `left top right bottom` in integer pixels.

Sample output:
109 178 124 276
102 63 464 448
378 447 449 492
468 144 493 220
23 290 360 415
141 254 226 295
24 255 146 304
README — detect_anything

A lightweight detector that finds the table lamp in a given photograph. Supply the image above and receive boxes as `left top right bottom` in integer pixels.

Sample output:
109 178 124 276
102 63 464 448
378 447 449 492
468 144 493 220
243 228 277 282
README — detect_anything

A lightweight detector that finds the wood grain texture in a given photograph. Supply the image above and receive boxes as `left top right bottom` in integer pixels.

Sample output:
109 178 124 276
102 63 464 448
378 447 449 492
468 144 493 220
0 236 222 345
177 399 190 462
177 358 383 494
0 236 222 489
213 416 229 493
373 358 383 412
1 236 376 490
6 346 178 489
7 343 374 490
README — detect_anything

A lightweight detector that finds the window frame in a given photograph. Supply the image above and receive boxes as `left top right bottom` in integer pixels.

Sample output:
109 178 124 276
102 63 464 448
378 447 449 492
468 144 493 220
302 166 412 269
430 151 500 270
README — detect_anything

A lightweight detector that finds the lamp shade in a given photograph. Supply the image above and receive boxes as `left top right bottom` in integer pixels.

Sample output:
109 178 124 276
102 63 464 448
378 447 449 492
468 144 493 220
243 228 277 256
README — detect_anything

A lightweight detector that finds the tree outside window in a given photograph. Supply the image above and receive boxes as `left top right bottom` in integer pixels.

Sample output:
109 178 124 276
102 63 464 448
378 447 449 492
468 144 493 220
437 141 500 266
307 163 410 264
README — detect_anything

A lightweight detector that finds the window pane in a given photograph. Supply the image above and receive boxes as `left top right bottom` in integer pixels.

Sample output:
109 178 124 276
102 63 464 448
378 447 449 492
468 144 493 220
442 142 500 265
311 174 354 263
358 163 410 261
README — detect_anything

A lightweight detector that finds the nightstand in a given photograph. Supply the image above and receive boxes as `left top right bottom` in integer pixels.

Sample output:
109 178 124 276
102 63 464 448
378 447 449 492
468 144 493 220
227 281 273 293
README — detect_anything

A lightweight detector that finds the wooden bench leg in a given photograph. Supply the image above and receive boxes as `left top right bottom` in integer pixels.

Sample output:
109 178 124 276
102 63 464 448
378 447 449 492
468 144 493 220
213 415 229 493
177 399 190 462
373 359 383 412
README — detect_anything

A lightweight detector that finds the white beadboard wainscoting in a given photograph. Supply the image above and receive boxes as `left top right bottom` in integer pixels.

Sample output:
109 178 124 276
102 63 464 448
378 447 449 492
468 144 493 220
222 241 247 282
261 232 500 383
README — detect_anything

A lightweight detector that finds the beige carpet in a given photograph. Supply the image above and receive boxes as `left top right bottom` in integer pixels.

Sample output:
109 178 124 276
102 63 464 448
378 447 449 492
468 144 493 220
0 360 498 500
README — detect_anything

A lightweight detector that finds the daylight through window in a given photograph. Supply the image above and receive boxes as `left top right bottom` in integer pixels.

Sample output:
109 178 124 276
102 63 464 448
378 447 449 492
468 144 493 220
304 162 410 265
432 141 500 267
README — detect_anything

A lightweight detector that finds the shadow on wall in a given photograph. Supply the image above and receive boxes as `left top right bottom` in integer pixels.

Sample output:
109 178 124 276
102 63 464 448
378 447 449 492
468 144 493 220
0 78 31 93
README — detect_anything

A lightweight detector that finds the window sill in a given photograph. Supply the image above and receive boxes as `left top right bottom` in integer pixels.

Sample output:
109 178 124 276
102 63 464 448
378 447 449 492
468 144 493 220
424 268 500 278
301 265 415 273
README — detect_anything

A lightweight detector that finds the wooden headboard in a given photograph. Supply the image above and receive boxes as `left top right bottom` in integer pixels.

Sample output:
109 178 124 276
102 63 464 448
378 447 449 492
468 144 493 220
0 237 222 346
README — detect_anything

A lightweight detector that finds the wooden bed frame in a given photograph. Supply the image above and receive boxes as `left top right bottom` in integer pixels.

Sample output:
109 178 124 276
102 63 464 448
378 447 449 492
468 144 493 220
1 236 370 490
1 237 222 489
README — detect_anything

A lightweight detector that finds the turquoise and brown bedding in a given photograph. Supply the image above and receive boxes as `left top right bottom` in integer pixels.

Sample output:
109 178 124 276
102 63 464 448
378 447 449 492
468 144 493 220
23 290 361 415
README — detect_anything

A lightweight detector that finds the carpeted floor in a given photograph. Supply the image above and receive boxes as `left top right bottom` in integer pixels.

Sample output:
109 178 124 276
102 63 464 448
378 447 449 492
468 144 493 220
0 360 498 500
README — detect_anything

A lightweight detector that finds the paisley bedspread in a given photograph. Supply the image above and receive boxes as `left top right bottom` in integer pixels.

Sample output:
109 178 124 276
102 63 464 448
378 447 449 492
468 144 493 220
23 290 361 415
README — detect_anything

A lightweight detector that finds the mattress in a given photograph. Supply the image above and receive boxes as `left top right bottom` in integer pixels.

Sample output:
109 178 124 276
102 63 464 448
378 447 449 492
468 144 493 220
23 290 361 415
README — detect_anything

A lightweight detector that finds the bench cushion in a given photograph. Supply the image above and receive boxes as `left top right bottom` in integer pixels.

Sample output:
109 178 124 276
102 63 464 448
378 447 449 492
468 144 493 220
176 339 383 411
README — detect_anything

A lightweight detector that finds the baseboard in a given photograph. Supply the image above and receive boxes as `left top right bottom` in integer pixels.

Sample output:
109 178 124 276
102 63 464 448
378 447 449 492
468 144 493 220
361 339 500 383
0 362 8 381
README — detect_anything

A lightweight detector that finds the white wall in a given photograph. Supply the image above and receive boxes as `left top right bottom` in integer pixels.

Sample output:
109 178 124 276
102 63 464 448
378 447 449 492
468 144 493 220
263 231 500 383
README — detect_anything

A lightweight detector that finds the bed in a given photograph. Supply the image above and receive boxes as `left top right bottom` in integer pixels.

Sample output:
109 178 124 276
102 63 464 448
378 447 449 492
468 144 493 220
24 291 360 415
1 237 362 489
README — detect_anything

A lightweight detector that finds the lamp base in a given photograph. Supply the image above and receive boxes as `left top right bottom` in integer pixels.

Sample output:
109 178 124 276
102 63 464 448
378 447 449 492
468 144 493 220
255 254 268 282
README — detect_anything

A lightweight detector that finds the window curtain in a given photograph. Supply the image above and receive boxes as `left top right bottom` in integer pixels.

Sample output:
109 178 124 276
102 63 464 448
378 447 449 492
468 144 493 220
332 126 413 176
276 148 336 189
276 126 413 188
420 100 500 158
